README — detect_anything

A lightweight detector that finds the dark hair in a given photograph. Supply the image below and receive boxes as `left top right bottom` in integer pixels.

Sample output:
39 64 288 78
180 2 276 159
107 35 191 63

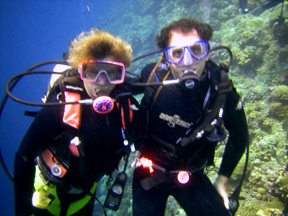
156 18 213 49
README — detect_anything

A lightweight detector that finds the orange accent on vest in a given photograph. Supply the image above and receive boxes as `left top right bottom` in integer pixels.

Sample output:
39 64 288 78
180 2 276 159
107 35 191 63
121 106 126 130
128 98 133 122
118 160 121 169
41 149 67 178
63 91 81 129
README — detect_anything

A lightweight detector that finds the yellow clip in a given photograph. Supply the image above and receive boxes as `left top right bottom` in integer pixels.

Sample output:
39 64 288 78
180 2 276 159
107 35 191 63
32 186 52 209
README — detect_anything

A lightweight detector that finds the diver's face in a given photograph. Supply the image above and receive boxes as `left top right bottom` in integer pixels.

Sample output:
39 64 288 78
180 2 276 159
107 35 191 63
167 30 209 79
83 56 116 99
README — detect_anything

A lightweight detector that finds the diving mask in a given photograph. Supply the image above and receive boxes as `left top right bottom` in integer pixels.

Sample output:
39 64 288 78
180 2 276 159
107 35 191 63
164 40 209 65
78 60 125 84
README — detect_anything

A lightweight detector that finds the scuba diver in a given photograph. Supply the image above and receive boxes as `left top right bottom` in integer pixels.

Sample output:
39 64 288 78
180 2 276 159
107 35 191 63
131 18 249 216
13 29 143 216
239 0 250 14
240 0 287 16
251 0 287 16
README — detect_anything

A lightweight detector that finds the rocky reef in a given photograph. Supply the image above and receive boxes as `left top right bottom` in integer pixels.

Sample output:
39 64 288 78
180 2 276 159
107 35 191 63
94 0 288 215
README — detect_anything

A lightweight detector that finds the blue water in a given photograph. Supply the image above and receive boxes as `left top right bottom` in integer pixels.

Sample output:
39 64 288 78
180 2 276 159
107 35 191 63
3 1 284 215
0 1 119 215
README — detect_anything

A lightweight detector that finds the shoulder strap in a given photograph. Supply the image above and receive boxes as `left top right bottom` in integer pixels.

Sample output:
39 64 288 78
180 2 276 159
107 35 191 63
207 60 233 95
115 92 139 154
46 69 84 103
140 55 171 111
50 70 86 158
181 63 232 147
150 70 171 109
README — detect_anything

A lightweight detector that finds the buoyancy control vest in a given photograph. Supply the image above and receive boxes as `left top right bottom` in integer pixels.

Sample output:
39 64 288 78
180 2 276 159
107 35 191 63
32 68 95 214
37 67 137 184
37 68 85 184
32 66 138 213
138 59 233 168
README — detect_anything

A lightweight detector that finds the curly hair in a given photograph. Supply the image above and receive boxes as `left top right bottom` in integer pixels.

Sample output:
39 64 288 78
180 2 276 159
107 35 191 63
156 18 213 49
68 29 133 69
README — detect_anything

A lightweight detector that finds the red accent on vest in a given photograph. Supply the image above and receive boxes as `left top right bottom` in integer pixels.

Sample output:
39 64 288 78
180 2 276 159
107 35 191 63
121 106 126 130
128 98 133 122
63 91 81 157
63 91 81 129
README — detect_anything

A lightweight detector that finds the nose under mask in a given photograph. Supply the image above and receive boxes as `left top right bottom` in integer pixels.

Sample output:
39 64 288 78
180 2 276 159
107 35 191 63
96 73 108 84
183 49 194 66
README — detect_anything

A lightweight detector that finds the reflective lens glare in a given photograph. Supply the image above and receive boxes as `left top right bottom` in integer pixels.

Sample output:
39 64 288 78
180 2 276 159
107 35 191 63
78 60 125 84
164 40 209 65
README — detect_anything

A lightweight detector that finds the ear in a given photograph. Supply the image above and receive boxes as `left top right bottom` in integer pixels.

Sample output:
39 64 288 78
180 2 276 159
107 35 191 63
205 54 209 61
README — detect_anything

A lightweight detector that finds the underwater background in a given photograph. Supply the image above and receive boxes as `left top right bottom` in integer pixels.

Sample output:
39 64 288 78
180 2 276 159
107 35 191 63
0 0 288 215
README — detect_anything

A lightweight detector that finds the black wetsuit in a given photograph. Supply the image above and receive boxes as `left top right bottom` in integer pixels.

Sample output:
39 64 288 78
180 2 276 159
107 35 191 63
132 63 249 216
14 83 142 216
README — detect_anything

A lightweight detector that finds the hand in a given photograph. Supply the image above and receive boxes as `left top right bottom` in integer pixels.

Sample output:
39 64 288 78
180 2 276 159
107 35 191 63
214 174 229 209
251 6 264 16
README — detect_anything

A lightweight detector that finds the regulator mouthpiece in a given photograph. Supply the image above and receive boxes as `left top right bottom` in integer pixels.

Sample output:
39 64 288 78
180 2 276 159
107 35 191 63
92 90 114 114
180 71 200 89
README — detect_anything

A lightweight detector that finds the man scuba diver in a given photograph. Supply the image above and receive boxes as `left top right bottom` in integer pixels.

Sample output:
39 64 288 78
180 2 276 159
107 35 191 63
13 29 143 216
132 18 249 216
